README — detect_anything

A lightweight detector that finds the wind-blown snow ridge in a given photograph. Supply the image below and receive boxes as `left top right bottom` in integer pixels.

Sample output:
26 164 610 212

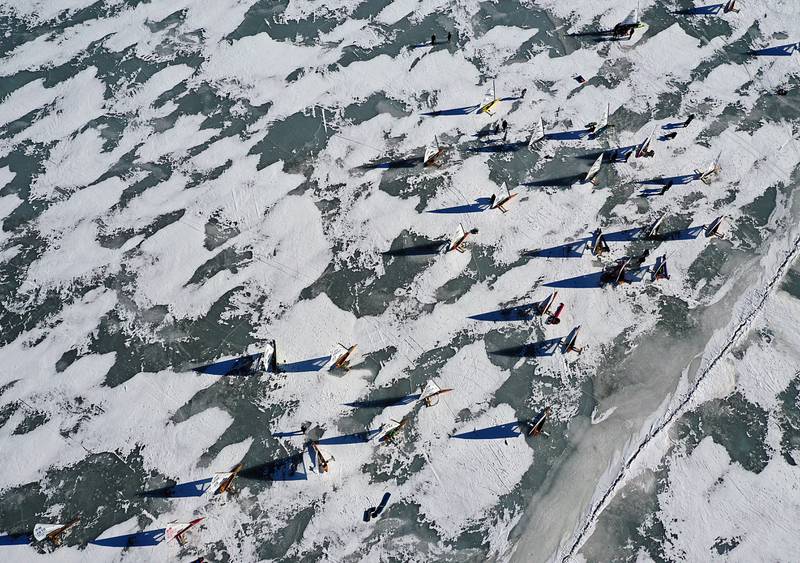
561 228 800 561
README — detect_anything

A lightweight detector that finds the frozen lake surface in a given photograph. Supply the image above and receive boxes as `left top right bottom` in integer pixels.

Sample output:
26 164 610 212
0 0 799 561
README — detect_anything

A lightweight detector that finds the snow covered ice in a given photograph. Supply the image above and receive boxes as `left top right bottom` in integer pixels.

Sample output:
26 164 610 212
0 0 799 561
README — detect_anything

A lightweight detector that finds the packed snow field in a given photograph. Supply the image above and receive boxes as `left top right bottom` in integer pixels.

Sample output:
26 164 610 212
0 0 798 561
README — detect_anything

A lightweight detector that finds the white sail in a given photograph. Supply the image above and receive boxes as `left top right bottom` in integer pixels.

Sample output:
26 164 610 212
482 79 496 104
585 153 604 183
424 136 440 164
261 340 276 372
700 151 722 184
165 525 185 542
479 79 500 114
647 213 666 238
653 254 669 279
420 380 441 402
34 523 64 542
706 216 726 237
492 182 516 212
326 343 353 368
539 291 557 315
636 125 657 157
614 258 631 284
595 103 609 133
209 472 233 494
620 8 638 27
530 408 549 433
325 344 342 368
645 124 657 148
563 325 581 351
166 519 202 542
449 224 466 249
706 151 722 175
529 116 545 148
592 229 608 255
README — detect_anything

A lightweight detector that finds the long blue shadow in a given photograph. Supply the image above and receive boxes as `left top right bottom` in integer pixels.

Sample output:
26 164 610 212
466 140 527 154
526 240 587 258
604 227 642 242
91 529 165 547
358 156 422 170
575 145 639 163
522 173 584 188
373 492 391 516
569 28 642 44
0 534 30 546
574 149 606 161
139 477 212 498
280 355 331 373
599 260 651 286
568 29 613 39
273 456 307 481
570 29 633 44
428 198 491 214
344 394 420 409
625 265 650 283
383 241 445 257
317 428 381 445
306 443 320 469
674 4 723 15
750 42 800 57
639 188 666 197
546 128 591 141
240 454 306 482
638 172 700 186
410 38 456 50
603 261 648 285
491 337 562 358
603 145 637 162
193 352 263 376
451 421 521 440
544 271 604 289
272 430 304 438
469 303 537 321
591 36 623 44
658 225 704 241
662 122 685 130
422 104 480 117
474 127 498 139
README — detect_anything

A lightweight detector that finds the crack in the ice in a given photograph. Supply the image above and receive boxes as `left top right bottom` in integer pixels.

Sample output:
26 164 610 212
562 232 800 561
